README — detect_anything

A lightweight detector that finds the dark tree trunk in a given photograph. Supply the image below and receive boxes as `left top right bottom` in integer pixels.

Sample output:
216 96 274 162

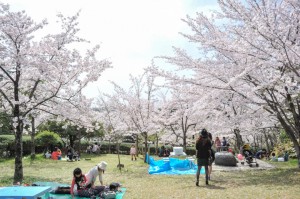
135 134 139 157
30 116 36 160
13 65 24 183
155 133 159 155
108 140 111 154
234 128 243 151
263 130 270 153
14 115 24 183
143 132 148 163
268 133 275 149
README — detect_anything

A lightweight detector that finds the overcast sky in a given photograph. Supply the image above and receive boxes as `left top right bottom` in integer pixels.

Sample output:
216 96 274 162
3 0 219 98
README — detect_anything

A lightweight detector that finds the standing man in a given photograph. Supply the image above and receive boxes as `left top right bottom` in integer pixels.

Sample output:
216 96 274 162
195 129 212 186
221 137 227 151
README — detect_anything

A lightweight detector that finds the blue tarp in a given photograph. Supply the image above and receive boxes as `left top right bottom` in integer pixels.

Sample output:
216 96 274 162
31 182 126 199
148 156 205 175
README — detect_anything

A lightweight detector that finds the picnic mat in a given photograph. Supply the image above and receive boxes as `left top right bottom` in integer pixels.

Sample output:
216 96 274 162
33 181 126 199
147 156 205 175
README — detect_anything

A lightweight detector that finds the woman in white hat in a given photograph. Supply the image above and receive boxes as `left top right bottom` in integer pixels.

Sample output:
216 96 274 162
85 161 107 188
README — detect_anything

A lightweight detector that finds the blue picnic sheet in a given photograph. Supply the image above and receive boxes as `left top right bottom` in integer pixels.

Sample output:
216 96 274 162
32 181 126 199
148 156 205 175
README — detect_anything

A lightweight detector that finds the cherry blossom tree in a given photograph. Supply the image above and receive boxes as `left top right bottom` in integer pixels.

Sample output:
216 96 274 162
101 72 159 162
0 4 111 183
150 0 300 167
154 87 200 152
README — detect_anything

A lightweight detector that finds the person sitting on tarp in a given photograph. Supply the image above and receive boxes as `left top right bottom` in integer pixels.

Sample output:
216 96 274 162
51 147 62 160
45 151 51 159
255 149 266 159
159 146 165 157
270 152 277 161
164 148 170 157
67 146 74 161
53 167 122 199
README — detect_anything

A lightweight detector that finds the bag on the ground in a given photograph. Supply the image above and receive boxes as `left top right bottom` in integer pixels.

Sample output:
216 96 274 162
109 182 121 191
53 186 71 194
102 190 116 199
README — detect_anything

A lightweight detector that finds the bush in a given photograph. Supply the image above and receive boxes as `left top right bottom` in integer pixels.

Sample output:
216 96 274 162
272 141 297 158
35 131 63 152
0 134 33 157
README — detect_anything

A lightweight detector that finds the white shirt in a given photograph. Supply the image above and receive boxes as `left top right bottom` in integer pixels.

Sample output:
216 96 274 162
85 166 103 186
92 145 99 152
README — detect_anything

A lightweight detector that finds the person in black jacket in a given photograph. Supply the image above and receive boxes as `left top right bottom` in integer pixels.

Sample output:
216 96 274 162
195 129 212 186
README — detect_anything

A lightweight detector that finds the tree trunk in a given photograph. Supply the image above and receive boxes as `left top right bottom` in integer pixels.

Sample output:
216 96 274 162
263 130 270 153
117 142 122 171
30 116 36 160
268 133 274 149
108 140 111 154
143 132 148 163
234 129 243 151
14 118 24 184
183 130 187 152
135 134 139 157
77 131 81 156
155 133 159 155
69 134 75 149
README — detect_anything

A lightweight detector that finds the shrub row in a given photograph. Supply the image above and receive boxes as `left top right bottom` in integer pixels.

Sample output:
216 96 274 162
80 142 196 156
0 135 197 157
0 135 45 157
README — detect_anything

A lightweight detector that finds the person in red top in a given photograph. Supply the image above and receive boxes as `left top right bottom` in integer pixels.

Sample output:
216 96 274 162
71 168 87 198
71 167 106 198
51 147 61 160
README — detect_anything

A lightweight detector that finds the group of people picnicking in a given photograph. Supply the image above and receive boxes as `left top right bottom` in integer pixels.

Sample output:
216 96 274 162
49 161 122 198
53 161 121 198
158 145 170 157
44 146 80 161
70 161 110 198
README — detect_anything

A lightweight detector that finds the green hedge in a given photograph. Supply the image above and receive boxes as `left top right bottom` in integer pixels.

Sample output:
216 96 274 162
0 135 45 157
0 135 197 157
79 142 196 156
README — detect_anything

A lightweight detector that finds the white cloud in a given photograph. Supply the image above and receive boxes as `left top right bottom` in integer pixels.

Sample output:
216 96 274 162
3 0 219 98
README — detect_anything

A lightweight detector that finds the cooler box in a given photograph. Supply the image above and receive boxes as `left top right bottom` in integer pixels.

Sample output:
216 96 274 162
173 147 183 155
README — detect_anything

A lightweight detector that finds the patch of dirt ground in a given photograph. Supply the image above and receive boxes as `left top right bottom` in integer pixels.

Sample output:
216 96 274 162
212 159 275 171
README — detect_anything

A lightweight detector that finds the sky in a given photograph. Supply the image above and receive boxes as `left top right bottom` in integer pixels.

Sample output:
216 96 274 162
3 0 219 98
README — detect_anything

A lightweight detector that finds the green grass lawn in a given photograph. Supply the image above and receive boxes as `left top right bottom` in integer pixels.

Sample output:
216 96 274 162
0 154 299 199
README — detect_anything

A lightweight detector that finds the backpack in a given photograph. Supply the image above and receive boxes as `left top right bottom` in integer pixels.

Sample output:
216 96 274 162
109 182 121 191
102 190 116 199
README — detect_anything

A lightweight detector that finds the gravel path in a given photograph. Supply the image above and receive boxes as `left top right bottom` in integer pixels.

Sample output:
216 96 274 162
212 159 275 172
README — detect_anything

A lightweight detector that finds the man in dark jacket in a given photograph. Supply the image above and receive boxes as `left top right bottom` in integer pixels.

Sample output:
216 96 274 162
195 129 212 186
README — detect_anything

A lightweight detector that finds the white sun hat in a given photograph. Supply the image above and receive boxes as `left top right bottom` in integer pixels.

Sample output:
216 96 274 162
97 161 107 171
